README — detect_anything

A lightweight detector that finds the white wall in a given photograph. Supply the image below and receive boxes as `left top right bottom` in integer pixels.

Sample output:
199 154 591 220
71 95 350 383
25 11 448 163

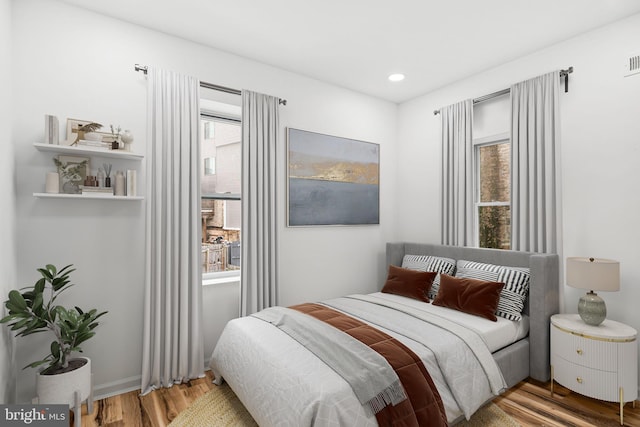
11 0 397 402
0 0 16 405
397 13 640 385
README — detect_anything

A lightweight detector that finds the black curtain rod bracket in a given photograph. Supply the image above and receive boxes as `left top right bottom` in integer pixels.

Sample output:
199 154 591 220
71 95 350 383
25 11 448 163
134 64 287 105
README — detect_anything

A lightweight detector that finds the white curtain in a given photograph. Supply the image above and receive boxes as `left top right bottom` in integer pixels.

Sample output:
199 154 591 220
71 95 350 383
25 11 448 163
440 99 474 246
240 90 279 317
141 67 204 394
510 71 562 254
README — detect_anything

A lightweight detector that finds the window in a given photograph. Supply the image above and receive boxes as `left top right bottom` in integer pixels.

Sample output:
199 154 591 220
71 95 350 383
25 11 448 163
201 112 241 280
474 134 510 249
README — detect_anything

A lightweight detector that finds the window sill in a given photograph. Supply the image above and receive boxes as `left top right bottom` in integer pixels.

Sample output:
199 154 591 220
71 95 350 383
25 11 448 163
202 274 240 287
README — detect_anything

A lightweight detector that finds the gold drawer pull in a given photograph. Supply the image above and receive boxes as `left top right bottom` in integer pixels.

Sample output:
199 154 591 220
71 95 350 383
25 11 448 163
576 377 583 384
576 349 583 355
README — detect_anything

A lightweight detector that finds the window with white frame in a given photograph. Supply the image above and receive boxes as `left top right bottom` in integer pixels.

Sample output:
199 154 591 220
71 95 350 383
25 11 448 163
474 133 511 249
201 109 241 282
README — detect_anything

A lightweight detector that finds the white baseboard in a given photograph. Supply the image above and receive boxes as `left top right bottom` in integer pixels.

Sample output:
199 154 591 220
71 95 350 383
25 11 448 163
93 375 141 401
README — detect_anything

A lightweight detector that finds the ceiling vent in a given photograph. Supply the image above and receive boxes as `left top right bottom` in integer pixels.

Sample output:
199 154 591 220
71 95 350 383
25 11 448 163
624 52 640 77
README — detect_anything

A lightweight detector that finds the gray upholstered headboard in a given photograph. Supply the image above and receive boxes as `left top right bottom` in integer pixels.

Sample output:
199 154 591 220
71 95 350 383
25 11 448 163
386 242 559 385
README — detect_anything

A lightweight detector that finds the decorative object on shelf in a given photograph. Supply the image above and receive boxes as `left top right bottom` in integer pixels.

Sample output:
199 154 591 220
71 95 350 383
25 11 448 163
45 172 59 193
44 114 59 145
566 257 620 326
126 169 136 196
97 167 105 188
0 264 107 418
77 139 111 150
81 187 114 197
65 119 91 145
71 122 102 146
121 129 134 151
114 170 125 196
83 132 103 142
83 175 97 187
54 155 89 194
103 163 112 187
110 124 122 150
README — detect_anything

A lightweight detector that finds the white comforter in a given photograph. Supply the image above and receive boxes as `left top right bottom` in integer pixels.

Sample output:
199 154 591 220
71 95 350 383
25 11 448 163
210 293 509 426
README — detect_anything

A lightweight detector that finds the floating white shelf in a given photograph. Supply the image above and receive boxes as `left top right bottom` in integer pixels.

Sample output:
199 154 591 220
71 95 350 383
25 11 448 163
33 193 143 201
34 143 144 160
33 193 144 201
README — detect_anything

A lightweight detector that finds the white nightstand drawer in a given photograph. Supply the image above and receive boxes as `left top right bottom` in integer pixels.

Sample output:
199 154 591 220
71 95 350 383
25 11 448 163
551 324 616 371
553 356 621 402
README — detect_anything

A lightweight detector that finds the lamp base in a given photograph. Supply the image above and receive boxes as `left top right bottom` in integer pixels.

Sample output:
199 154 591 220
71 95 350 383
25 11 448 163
578 291 606 326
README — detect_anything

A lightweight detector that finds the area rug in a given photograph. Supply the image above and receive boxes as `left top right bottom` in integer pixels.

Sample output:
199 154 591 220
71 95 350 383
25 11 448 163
168 383 519 427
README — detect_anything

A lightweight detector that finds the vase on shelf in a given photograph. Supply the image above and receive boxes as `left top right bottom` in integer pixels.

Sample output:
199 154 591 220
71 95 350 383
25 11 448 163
114 171 125 196
45 172 59 193
62 181 80 194
121 130 134 152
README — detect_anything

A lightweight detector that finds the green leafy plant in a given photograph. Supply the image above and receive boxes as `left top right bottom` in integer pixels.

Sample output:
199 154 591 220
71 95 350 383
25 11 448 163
53 158 88 182
0 264 107 374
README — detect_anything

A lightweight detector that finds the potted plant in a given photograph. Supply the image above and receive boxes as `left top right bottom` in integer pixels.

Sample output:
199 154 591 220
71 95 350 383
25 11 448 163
0 264 107 408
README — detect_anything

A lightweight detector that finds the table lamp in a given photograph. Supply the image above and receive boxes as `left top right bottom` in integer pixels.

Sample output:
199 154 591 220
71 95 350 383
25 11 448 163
566 257 620 326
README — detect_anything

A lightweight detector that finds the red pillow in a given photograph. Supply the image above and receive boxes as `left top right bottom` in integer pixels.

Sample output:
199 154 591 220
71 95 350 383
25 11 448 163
381 265 436 303
432 274 504 321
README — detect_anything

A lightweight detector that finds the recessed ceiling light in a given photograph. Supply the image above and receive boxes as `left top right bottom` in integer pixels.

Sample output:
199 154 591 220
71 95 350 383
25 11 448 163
388 73 405 82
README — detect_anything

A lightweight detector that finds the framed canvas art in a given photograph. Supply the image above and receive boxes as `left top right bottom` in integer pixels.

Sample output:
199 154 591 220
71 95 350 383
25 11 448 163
287 128 379 226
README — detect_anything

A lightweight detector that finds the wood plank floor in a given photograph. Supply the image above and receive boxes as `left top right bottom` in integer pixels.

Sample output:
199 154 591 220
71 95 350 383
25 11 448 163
76 372 640 426
494 379 640 427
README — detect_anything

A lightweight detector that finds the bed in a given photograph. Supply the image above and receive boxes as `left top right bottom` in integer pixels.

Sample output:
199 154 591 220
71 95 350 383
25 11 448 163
209 242 559 426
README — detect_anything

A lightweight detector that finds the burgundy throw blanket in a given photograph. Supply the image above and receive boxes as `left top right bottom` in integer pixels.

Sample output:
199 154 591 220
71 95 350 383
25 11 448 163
290 303 448 427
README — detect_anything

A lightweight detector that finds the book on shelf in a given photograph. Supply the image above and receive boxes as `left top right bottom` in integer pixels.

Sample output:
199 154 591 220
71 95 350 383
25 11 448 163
80 191 114 198
81 192 114 197
81 186 114 194
44 115 59 145
77 140 111 149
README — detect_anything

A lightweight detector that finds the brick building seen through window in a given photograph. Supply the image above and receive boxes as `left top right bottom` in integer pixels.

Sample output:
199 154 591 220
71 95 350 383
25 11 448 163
201 116 241 274
476 141 510 249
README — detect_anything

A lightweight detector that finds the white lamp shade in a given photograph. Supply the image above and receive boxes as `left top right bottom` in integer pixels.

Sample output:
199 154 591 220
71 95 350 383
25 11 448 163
566 257 620 292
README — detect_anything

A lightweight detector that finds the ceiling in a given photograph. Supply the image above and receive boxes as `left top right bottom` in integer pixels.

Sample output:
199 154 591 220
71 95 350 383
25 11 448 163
60 0 640 103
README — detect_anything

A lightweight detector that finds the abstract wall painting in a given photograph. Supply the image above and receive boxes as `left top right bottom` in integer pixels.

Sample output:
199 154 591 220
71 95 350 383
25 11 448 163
287 128 380 226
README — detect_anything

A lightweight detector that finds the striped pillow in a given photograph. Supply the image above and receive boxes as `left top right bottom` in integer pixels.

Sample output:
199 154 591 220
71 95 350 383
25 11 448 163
455 260 530 321
401 255 456 300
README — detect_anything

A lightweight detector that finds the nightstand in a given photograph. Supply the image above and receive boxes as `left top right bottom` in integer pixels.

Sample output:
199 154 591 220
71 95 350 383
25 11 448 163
551 314 637 425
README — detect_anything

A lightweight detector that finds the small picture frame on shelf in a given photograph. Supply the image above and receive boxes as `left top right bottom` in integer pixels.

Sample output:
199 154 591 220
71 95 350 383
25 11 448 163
64 118 94 146
56 155 90 194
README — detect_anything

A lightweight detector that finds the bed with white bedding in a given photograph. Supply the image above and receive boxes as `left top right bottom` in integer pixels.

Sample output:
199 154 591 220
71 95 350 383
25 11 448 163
209 243 559 426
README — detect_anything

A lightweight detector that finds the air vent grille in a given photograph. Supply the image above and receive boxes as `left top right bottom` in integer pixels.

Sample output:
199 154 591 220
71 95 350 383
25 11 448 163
624 52 640 77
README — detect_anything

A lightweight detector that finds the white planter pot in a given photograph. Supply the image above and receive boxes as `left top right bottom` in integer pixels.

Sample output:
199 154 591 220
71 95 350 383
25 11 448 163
36 357 91 407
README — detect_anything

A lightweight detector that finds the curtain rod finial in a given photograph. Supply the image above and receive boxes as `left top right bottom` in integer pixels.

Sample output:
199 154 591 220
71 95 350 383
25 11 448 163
134 64 148 74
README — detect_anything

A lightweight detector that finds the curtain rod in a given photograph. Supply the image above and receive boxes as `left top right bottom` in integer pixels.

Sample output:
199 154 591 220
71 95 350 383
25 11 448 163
134 64 287 106
433 67 573 115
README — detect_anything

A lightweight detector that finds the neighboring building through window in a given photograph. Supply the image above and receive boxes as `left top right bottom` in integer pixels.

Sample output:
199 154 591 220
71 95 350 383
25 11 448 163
201 112 241 278
472 95 510 249
474 136 511 249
